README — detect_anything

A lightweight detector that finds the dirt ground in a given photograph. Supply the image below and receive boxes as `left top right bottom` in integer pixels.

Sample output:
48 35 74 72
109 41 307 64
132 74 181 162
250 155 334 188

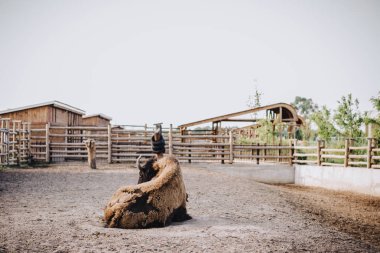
0 162 379 253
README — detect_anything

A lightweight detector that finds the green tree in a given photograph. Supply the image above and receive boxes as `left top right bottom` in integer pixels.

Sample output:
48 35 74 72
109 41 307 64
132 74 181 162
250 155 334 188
247 86 263 109
365 92 380 139
370 92 380 111
311 106 338 140
247 86 263 120
291 96 319 141
291 96 319 118
334 93 363 138
256 118 277 143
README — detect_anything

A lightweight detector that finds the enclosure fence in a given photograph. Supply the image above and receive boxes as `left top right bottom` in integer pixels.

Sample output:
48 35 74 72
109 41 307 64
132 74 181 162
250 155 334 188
1 122 379 169
0 118 31 166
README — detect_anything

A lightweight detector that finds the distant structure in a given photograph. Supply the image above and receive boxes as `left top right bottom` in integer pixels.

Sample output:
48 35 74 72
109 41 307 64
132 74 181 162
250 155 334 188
82 114 112 127
0 101 85 127
0 101 113 128
178 103 304 139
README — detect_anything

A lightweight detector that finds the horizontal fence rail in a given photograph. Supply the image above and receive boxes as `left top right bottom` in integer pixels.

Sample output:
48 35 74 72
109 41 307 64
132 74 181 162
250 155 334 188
1 121 379 169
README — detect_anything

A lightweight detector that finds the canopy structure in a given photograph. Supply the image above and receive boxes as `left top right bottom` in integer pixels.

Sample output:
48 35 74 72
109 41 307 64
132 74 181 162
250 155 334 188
178 103 304 136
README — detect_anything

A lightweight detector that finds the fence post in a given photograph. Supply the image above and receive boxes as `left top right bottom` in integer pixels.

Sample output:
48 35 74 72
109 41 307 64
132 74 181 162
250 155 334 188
229 131 233 164
367 138 373 168
0 119 3 165
344 139 349 167
45 123 50 163
256 143 260 165
289 139 294 166
21 122 26 163
16 121 22 165
317 140 322 166
5 119 10 165
27 123 31 156
108 124 112 164
264 143 267 162
169 124 173 155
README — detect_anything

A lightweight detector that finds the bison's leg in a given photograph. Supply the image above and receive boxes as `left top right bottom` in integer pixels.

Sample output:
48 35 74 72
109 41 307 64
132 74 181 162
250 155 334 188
172 206 192 222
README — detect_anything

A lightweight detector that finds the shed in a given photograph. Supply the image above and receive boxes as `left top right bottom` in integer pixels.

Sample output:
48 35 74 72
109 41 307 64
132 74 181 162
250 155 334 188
0 101 85 127
82 114 112 127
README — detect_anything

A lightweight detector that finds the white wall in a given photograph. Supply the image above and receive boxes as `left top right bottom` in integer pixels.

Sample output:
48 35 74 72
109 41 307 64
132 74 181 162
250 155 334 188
295 165 380 196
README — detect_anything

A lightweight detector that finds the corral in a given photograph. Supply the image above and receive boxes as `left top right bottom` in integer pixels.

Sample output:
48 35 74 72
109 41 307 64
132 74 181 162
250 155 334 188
1 102 380 252
0 163 379 252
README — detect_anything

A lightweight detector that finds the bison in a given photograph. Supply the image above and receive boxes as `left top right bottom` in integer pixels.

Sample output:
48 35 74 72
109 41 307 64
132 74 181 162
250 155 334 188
103 127 191 229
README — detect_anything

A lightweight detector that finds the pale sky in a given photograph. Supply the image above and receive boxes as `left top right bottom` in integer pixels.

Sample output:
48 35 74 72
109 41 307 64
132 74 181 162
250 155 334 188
0 0 379 127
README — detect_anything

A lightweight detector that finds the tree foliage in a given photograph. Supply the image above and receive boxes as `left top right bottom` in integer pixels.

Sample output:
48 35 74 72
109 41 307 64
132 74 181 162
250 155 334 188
311 106 338 140
333 93 363 138
370 92 380 112
247 86 263 109
291 96 319 118
367 92 380 139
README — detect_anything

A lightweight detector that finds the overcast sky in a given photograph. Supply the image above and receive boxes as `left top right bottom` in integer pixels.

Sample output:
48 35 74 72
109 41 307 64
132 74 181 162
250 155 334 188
0 0 379 126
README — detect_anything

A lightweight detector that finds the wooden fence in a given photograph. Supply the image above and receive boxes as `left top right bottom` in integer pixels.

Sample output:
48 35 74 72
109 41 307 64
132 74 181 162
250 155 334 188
1 123 379 169
0 118 31 166
293 139 380 169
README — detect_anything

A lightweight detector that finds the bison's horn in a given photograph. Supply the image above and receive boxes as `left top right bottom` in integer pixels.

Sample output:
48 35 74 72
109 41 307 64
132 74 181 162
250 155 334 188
153 129 161 142
136 155 143 170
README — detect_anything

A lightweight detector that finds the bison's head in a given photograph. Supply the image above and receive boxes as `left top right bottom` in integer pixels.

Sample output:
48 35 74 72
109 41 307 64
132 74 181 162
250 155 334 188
136 155 158 184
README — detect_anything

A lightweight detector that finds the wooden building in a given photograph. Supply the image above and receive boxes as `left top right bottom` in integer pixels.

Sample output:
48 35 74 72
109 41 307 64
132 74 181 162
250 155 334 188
0 101 85 127
178 103 304 138
82 114 112 127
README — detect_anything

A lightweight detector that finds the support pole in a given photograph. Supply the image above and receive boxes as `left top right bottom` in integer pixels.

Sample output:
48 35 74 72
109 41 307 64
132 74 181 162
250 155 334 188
5 119 9 165
289 139 294 166
344 139 349 167
0 119 3 165
45 122 50 163
27 123 31 153
229 131 233 164
256 143 260 165
22 122 26 163
169 124 173 155
317 140 322 166
367 138 373 169
108 124 112 164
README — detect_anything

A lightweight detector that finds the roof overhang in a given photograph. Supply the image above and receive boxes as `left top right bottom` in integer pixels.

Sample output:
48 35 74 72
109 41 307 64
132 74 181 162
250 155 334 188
178 103 304 129
0 101 85 115
82 113 112 121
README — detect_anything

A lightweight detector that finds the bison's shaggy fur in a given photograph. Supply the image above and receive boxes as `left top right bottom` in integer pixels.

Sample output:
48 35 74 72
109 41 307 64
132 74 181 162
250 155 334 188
104 155 191 229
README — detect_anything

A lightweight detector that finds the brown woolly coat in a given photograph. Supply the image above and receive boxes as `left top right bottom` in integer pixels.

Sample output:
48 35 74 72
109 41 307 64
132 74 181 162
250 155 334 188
104 155 190 229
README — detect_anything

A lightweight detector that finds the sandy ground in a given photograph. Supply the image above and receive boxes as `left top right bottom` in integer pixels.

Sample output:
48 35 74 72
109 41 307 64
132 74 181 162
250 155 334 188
0 162 379 253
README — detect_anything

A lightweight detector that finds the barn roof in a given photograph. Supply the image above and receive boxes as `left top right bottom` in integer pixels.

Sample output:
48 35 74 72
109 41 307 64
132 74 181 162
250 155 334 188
0 101 85 115
178 103 304 129
82 113 112 121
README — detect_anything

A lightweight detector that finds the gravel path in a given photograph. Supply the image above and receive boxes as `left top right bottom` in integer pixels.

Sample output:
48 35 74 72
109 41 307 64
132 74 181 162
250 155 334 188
0 163 379 252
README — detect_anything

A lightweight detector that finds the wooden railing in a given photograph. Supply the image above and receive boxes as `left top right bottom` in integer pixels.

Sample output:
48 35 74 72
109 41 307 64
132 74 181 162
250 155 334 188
293 139 379 168
0 118 31 166
2 122 379 169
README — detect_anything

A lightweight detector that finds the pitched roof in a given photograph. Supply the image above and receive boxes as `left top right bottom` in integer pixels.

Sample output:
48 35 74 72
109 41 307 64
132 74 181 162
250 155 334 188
0 101 85 115
82 113 112 121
